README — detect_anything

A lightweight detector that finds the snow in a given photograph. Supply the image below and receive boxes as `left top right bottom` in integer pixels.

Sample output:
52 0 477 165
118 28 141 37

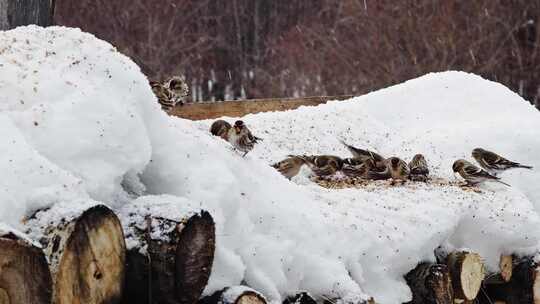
1 26 540 304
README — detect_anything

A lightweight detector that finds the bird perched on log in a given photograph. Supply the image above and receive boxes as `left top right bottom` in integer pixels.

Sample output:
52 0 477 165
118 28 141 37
150 80 174 111
210 119 232 141
408 154 429 181
472 148 533 175
339 140 386 166
387 157 410 181
298 155 343 177
165 75 189 106
272 155 306 179
227 120 261 156
452 159 510 187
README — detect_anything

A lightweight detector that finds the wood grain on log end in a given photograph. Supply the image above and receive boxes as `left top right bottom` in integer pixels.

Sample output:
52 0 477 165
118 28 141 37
176 210 216 304
446 251 484 301
500 255 513 283
50 205 126 304
0 235 52 304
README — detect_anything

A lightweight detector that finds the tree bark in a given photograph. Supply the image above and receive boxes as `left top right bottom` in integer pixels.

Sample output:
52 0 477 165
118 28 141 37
0 233 52 304
404 262 453 304
199 286 267 304
26 204 126 304
0 0 54 30
122 211 215 304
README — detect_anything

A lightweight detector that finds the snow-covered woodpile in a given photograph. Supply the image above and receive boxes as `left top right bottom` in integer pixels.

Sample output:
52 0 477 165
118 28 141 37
2 26 540 304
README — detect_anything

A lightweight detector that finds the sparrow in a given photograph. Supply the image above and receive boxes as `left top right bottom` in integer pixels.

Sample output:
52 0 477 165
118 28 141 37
227 120 261 156
297 155 343 177
339 140 386 165
387 157 410 181
408 154 429 181
272 155 306 179
452 159 510 187
150 80 174 111
165 75 189 105
364 158 392 180
472 148 533 175
210 119 232 141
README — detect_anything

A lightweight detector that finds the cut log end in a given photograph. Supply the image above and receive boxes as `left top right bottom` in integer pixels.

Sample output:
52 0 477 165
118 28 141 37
0 236 52 304
405 262 453 304
446 251 485 301
34 205 126 304
176 210 216 304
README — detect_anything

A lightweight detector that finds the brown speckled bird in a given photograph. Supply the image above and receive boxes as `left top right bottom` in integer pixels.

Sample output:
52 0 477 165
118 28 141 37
452 159 510 187
408 154 429 181
272 155 306 179
165 75 189 106
341 158 369 178
150 80 174 111
298 155 343 177
472 148 532 175
340 140 386 165
210 119 232 140
387 157 410 181
227 120 261 156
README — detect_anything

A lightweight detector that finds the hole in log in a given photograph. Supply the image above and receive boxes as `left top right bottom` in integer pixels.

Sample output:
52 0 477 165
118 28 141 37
0 236 52 304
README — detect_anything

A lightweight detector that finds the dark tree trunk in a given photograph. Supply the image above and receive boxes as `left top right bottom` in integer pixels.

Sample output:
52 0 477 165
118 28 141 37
405 262 453 304
0 0 55 30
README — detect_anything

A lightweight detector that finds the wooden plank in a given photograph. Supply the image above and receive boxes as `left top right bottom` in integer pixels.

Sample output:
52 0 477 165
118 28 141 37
169 95 355 120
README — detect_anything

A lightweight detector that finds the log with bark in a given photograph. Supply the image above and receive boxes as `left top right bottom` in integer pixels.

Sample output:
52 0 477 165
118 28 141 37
484 254 514 285
404 262 453 304
478 257 540 304
199 286 267 304
0 0 55 30
0 231 52 304
25 203 126 304
440 251 485 301
122 210 215 304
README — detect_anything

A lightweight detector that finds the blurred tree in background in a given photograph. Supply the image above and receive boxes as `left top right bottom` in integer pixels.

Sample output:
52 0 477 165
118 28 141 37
55 0 540 108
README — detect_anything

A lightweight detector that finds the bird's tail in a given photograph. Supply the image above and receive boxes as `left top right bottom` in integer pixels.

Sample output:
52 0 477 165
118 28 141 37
518 164 533 169
496 179 511 187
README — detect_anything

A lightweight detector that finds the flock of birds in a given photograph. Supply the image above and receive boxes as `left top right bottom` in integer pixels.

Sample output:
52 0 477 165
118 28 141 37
210 119 534 188
150 75 189 111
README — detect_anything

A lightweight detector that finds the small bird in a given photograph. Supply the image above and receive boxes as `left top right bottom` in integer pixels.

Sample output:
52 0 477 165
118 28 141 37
272 155 306 179
472 148 533 175
452 159 510 187
165 75 189 106
408 154 429 181
339 140 386 165
227 120 261 156
364 158 392 180
298 155 343 177
387 157 410 181
150 80 174 111
210 119 232 140
341 158 369 178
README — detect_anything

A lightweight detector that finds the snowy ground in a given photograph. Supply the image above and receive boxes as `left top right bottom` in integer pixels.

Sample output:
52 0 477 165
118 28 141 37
1 26 540 304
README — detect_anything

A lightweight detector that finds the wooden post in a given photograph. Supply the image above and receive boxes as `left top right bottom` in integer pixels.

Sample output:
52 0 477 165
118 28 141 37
0 0 55 31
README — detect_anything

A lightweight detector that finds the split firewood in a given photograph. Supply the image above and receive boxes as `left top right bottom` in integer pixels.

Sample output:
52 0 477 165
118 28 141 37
443 251 485 301
25 202 126 304
405 262 453 304
0 231 52 304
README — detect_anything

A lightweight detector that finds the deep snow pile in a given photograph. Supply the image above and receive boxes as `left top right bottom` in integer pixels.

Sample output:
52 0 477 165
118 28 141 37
2 26 540 304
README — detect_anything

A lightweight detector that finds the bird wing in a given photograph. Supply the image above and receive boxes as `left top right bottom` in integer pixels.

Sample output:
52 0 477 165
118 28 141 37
464 165 498 180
